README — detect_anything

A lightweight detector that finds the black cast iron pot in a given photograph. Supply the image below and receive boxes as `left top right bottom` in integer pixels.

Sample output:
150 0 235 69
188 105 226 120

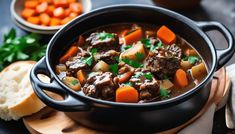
30 4 235 133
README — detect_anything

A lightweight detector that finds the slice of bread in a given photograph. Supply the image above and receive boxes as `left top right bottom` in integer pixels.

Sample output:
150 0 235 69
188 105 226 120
0 61 47 121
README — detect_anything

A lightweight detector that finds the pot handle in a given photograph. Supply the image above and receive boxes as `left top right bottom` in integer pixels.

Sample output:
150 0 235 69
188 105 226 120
30 57 90 112
197 21 235 69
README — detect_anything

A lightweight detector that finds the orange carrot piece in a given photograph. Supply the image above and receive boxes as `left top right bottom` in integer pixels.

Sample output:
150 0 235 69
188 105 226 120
65 8 71 16
36 2 48 13
77 35 85 46
69 12 78 18
39 13 50 26
61 17 72 25
157 25 176 45
27 17 40 25
174 69 188 88
21 8 35 19
59 46 78 63
69 2 82 14
68 0 76 3
24 1 39 9
53 0 69 8
50 18 61 26
120 30 128 37
116 86 139 103
185 49 198 56
76 70 86 85
118 72 134 83
46 5 55 16
124 29 143 45
53 7 65 19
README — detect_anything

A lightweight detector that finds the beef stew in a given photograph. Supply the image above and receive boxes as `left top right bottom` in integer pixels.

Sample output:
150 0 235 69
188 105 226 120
56 23 207 103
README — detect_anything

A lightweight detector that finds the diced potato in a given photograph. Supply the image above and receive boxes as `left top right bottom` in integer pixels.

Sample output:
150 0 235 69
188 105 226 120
180 60 193 71
62 77 81 91
120 42 147 61
191 63 207 79
55 64 67 74
160 79 174 89
92 60 109 72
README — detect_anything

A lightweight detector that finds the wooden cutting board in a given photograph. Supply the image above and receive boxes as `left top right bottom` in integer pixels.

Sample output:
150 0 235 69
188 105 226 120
23 67 229 134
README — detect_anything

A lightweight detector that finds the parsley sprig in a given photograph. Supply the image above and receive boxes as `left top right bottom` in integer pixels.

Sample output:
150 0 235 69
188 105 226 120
96 32 114 41
0 28 47 71
82 48 97 66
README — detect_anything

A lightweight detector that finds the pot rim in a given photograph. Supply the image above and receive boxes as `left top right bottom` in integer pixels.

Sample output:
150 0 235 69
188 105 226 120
46 4 217 107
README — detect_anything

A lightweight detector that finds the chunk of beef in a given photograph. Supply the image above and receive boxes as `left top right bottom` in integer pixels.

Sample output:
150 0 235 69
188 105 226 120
129 70 160 101
86 32 120 52
83 72 118 100
94 50 120 64
144 44 182 79
65 47 90 75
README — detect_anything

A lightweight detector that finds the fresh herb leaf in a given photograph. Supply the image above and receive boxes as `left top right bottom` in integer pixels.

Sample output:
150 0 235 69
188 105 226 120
0 28 47 71
157 41 163 48
91 48 97 56
135 53 144 61
134 72 144 78
144 72 153 80
123 82 133 86
150 45 157 51
109 63 118 75
122 58 143 68
114 56 120 62
188 56 199 64
82 56 93 66
96 32 114 41
141 38 151 48
160 88 169 98
71 80 78 85
123 45 132 50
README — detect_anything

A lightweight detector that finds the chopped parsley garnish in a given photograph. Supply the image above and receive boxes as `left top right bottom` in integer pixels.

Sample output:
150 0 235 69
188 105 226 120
82 48 97 66
109 63 119 75
134 72 144 78
135 53 145 61
144 72 153 80
123 82 133 86
96 32 114 41
123 45 132 50
183 56 200 64
157 41 163 48
114 56 120 62
71 80 78 85
82 56 93 66
122 58 144 68
160 88 169 98
141 38 151 48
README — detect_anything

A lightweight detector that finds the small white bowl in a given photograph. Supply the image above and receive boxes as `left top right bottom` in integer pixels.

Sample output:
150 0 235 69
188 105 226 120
10 0 92 34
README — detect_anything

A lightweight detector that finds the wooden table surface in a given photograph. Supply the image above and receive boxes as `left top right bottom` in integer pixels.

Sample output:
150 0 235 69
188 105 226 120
0 0 234 134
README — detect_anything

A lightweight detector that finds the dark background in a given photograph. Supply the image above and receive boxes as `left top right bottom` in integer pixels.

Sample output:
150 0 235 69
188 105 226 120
0 0 235 133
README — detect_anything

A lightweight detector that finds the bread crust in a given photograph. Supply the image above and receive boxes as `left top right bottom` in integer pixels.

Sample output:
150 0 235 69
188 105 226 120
0 61 46 120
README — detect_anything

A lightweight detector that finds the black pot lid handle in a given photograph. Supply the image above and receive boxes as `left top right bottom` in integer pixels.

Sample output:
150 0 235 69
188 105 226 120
197 21 235 70
30 57 90 112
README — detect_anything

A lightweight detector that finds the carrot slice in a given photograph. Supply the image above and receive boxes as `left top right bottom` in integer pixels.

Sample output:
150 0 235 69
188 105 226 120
53 7 65 19
69 12 78 19
76 70 86 85
124 29 143 45
61 17 72 25
59 46 78 63
68 0 76 3
24 1 39 9
21 8 35 19
27 17 40 25
69 2 82 14
50 18 61 26
46 5 55 16
116 86 139 103
174 69 188 88
36 2 48 13
157 25 176 45
53 0 69 8
120 30 128 37
39 13 50 26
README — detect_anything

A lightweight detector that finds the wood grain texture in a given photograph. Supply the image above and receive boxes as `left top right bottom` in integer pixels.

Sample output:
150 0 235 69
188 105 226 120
23 68 229 134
